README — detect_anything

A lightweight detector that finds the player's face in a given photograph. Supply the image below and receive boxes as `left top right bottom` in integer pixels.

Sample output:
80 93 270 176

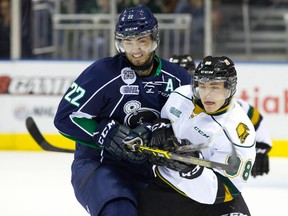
121 35 155 67
198 81 230 113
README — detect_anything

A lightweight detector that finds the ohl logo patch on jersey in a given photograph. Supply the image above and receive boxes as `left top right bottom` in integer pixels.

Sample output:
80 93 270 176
236 123 250 144
120 85 139 95
169 106 182 118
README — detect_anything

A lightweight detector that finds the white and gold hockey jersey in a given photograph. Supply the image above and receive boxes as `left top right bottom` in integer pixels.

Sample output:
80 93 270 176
237 98 272 148
156 85 256 205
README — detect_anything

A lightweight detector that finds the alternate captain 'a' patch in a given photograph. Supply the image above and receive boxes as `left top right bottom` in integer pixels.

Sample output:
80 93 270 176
236 123 250 144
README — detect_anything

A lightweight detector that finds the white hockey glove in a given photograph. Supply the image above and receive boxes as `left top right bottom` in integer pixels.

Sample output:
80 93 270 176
251 142 271 177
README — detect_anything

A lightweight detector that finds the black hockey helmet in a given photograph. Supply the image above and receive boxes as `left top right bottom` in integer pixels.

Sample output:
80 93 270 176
115 5 159 53
192 55 237 101
169 54 196 76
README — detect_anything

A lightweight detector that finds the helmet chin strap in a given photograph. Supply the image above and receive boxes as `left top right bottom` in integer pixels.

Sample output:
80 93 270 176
123 52 155 76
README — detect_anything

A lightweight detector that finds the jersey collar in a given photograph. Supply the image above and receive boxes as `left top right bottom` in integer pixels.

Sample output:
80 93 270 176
153 55 162 76
193 98 232 116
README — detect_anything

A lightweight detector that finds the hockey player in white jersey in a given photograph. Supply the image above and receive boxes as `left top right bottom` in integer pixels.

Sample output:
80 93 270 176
137 56 256 216
169 54 272 177
236 98 272 177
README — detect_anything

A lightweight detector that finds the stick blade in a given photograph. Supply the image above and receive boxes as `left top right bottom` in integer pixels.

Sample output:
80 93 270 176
25 116 74 153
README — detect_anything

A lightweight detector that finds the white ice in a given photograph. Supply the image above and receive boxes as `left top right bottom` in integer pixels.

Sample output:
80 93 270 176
0 151 287 216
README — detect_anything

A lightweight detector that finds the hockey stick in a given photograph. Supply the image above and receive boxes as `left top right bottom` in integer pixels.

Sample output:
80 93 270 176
25 116 74 153
125 137 237 172
136 145 237 172
26 116 237 171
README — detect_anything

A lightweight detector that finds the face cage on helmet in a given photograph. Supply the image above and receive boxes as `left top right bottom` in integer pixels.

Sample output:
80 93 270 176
191 77 236 100
114 27 159 53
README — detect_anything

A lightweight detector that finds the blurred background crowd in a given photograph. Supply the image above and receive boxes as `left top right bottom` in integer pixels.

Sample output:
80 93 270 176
1 0 288 61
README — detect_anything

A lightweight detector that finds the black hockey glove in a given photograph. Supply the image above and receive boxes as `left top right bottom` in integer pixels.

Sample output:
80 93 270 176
123 123 152 163
149 118 174 149
158 136 204 180
178 150 204 180
94 119 132 161
147 118 175 166
251 142 271 177
147 119 203 179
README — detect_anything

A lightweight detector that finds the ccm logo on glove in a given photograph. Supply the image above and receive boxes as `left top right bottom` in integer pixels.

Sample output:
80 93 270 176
98 119 117 145
151 121 171 132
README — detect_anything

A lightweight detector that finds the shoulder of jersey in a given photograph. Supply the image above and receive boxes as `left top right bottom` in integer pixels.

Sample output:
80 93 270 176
229 101 256 147
79 56 123 81
236 98 250 112
86 55 120 72
173 85 192 97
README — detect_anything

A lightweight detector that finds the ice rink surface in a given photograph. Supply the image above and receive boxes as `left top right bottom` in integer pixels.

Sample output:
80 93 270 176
1 151 288 216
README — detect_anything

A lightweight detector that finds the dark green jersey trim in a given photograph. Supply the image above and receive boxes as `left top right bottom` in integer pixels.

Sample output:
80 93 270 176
59 131 104 150
215 172 240 198
247 105 263 131
154 55 163 76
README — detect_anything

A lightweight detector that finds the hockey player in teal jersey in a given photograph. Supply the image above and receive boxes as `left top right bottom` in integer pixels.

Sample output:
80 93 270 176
53 5 191 216
137 56 256 215
169 54 272 177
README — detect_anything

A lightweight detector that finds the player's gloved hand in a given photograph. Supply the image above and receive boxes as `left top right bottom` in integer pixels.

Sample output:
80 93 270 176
148 118 174 149
146 119 204 179
124 123 152 148
177 150 204 180
147 118 175 166
251 142 271 177
160 136 204 179
94 119 132 161
123 123 152 163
